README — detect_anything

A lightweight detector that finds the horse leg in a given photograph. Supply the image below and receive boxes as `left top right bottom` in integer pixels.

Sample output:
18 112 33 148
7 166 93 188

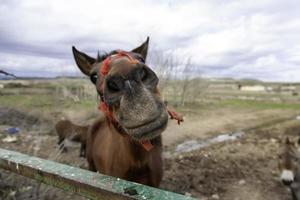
147 167 163 187
85 144 95 171
58 138 68 153
57 138 63 146
88 161 96 172
79 143 86 157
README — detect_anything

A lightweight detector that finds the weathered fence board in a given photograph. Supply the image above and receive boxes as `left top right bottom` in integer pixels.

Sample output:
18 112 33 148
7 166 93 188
0 148 196 200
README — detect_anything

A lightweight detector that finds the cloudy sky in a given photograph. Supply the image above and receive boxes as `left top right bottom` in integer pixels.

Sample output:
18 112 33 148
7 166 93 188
0 0 299 81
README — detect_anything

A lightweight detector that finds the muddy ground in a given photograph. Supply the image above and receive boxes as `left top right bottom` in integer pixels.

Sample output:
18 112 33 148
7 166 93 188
0 107 299 200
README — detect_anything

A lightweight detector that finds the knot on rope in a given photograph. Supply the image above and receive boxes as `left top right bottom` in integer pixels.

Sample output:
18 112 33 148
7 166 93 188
167 107 184 125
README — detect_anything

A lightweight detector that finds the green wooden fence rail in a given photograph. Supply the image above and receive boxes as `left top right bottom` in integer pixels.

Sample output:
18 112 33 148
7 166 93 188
0 148 196 200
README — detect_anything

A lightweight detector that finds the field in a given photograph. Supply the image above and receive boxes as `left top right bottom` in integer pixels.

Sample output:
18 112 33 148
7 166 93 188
1 77 300 200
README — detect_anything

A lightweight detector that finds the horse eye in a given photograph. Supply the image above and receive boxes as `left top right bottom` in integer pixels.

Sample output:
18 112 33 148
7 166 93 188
107 80 119 92
90 74 98 84
137 57 145 63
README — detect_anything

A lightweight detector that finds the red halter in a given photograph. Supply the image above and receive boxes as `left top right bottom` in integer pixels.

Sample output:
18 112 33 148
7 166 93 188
98 51 138 124
97 51 183 151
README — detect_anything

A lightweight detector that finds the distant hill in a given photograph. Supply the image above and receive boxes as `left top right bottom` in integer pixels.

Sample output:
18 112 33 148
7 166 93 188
0 74 15 80
55 75 85 79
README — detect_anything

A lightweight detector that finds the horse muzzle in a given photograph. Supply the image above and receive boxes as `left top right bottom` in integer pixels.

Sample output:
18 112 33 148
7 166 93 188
281 169 294 186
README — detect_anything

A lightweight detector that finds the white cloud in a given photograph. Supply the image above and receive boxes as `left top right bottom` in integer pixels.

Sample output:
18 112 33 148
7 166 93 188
0 0 299 81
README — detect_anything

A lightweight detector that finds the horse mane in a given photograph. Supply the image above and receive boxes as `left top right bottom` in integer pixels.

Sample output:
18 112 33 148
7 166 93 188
97 50 120 62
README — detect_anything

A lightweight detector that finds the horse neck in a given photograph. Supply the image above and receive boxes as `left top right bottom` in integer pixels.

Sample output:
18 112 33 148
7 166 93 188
108 120 162 163
284 145 300 167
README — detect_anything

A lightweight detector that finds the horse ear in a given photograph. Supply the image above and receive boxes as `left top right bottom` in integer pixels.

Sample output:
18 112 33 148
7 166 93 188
72 46 96 76
131 37 149 61
286 137 291 144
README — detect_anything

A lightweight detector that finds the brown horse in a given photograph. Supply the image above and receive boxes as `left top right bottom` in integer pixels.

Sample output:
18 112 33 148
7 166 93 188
278 137 300 185
72 37 182 187
55 119 88 157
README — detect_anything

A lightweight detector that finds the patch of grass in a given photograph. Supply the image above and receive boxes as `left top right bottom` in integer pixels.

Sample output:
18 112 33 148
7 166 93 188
219 99 300 110
0 94 54 109
165 98 300 117
0 93 98 114
67 99 98 111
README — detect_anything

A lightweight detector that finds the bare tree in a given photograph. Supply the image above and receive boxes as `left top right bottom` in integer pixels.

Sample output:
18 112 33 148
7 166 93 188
148 49 181 92
148 48 208 106
179 57 192 106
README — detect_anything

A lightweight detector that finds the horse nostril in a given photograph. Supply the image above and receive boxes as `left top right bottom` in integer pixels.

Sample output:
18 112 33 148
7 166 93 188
119 113 124 121
282 179 293 186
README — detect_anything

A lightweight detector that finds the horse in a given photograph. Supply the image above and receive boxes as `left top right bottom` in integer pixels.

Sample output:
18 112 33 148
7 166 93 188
72 37 183 187
55 119 88 157
278 137 300 185
278 137 300 199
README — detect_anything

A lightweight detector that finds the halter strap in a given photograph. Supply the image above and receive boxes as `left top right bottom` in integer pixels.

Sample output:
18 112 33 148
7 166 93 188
100 51 138 76
98 51 139 123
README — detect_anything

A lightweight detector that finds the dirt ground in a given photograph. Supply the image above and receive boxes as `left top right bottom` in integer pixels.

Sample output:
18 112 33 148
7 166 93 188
162 121 300 200
0 107 299 200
